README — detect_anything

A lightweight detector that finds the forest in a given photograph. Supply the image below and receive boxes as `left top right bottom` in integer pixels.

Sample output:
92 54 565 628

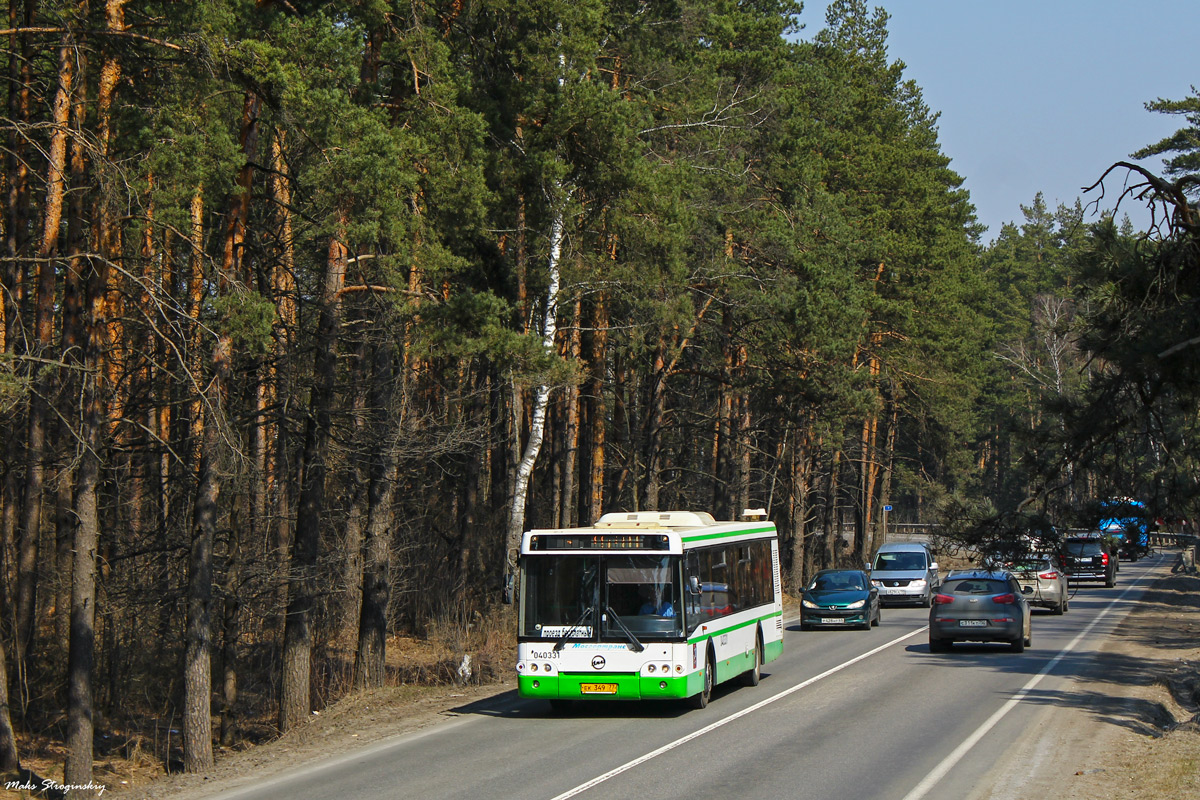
0 0 1197 792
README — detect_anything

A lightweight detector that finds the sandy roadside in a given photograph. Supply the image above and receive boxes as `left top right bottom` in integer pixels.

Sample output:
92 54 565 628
973 555 1200 800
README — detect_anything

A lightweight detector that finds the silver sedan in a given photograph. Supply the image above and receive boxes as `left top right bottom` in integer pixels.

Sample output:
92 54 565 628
1007 555 1069 615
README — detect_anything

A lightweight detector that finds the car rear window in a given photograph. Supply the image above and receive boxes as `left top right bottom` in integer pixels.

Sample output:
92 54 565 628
1065 541 1103 557
942 578 1008 595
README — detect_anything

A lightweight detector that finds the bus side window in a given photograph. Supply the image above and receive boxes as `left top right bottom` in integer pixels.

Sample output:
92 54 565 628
685 551 702 621
738 545 755 608
711 549 730 616
754 541 771 603
723 545 740 613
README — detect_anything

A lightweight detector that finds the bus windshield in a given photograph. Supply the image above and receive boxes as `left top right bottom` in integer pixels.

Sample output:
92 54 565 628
520 554 684 640
603 555 683 638
520 556 598 639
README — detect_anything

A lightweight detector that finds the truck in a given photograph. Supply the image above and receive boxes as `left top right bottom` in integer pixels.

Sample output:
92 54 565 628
1098 498 1150 561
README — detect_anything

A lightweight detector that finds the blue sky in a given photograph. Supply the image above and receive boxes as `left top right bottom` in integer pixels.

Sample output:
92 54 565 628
796 1 1199 242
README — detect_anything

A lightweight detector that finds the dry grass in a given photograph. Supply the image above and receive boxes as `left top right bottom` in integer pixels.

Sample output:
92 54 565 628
4 607 519 797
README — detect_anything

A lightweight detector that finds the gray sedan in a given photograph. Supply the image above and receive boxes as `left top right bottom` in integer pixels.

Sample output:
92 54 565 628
928 570 1032 653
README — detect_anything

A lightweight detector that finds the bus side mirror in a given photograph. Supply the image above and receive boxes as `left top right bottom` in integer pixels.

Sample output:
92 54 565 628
502 572 514 605
688 576 700 595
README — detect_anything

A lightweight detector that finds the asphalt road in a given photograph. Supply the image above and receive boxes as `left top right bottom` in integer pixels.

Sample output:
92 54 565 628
198 553 1170 800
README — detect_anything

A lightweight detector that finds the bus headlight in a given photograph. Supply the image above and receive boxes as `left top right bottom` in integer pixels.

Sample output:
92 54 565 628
647 664 656 673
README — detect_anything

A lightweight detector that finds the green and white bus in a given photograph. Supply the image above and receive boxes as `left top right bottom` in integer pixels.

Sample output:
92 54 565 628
516 510 783 709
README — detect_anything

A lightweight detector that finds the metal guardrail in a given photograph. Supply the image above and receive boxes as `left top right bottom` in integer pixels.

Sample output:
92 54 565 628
883 524 1198 546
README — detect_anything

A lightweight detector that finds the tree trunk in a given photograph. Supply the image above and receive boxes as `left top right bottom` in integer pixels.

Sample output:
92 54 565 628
788 425 813 593
64 210 109 799
856 411 878 564
712 310 735 519
736 371 751 514
586 294 607 523
219 518 241 748
0 635 18 772
65 394 99 797
269 129 297 642
354 341 400 690
876 396 898 552
643 339 666 510
280 227 347 732
183 347 225 771
16 20 76 677
559 299 581 528
504 189 567 573
821 450 841 570
4 0 34 352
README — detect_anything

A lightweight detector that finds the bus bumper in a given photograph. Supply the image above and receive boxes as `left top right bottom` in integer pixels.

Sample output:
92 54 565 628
518 672 691 701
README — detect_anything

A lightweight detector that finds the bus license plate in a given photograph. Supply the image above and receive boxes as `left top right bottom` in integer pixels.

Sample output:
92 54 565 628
580 683 618 694
958 620 987 627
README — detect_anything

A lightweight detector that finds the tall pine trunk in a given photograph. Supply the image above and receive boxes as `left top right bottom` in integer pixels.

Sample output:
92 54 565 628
64 197 111 800
585 294 607 523
0 635 18 771
280 225 347 731
16 16 76 676
354 340 400 690
643 338 667 510
183 343 226 772
788 425 813 592
558 299 581 527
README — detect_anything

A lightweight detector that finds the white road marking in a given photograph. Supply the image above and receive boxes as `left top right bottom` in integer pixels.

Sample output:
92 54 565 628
898 565 1158 800
550 626 927 800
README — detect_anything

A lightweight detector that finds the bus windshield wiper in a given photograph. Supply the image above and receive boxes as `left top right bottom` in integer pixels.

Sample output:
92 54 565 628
604 605 645 652
552 606 593 652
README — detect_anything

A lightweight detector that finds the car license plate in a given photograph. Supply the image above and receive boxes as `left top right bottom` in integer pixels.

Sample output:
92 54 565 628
884 588 906 595
819 617 846 624
958 620 987 627
580 683 618 694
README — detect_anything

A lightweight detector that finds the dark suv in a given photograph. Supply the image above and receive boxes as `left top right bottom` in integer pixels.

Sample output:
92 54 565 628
1060 535 1117 587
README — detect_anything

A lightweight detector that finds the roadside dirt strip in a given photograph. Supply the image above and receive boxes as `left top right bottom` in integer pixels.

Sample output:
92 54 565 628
974 559 1200 800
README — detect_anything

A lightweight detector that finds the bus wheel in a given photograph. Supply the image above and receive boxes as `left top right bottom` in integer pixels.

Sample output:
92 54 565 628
742 632 762 687
691 647 713 709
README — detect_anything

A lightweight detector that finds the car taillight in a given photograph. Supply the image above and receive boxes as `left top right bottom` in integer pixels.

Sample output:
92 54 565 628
1038 571 1059 580
1101 552 1109 565
933 594 954 605
992 593 1016 604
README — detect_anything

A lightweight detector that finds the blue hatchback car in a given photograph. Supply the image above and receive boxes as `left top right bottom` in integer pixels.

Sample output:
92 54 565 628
800 569 881 631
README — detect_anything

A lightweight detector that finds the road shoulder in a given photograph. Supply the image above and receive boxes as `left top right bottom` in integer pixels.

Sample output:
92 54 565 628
975 561 1200 800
